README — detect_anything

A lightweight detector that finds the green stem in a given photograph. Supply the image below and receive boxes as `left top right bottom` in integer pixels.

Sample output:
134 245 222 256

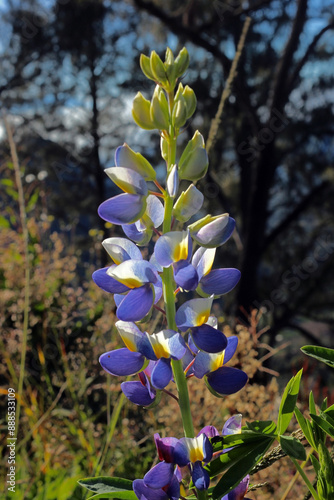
161 89 208 500
290 457 320 500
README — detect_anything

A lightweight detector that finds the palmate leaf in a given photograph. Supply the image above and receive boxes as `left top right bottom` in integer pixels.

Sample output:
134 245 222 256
277 369 303 435
211 437 274 499
78 477 137 499
301 345 334 368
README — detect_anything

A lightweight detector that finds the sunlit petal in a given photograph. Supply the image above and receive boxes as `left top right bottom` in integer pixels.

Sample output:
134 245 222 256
206 366 248 395
102 237 142 264
105 166 148 196
98 193 146 225
154 230 190 267
200 268 241 295
121 380 156 406
92 267 129 294
108 260 158 288
190 324 227 353
175 296 214 332
99 348 146 376
116 285 154 321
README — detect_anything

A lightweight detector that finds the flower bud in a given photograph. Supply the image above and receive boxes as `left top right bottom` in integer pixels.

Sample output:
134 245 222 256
179 131 208 181
174 47 189 78
172 97 188 129
115 143 156 181
132 92 155 130
140 54 155 81
150 51 168 86
182 85 197 119
150 85 169 130
164 47 176 86
173 184 204 222
167 164 179 198
188 214 235 248
160 136 169 162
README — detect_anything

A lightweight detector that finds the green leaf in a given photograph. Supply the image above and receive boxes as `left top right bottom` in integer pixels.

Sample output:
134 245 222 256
309 391 316 416
0 215 10 228
245 420 277 435
301 345 334 368
211 430 273 454
311 413 334 440
277 369 303 435
78 477 136 499
310 454 321 475
294 406 316 448
211 437 274 499
207 441 262 478
280 435 306 461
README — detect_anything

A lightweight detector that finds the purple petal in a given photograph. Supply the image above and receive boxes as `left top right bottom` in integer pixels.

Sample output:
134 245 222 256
173 441 190 467
144 462 175 489
92 267 129 294
133 480 168 500
146 195 164 228
98 193 146 225
222 414 242 436
108 260 159 287
102 237 143 263
99 348 145 376
173 261 198 291
191 461 210 490
105 166 148 196
121 380 156 406
206 367 248 395
191 324 228 353
154 231 190 268
198 426 219 438
221 475 250 500
200 268 241 296
122 222 152 245
116 284 154 321
151 358 172 389
224 336 238 364
191 215 236 248
166 475 180 500
154 434 179 463
175 296 213 332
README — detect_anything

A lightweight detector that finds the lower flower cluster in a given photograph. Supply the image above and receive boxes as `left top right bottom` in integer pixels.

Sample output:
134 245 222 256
133 417 251 499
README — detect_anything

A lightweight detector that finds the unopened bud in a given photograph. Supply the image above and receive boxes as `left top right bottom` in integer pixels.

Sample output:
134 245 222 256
150 51 168 85
140 54 155 81
132 92 155 130
182 86 197 119
174 47 189 78
150 85 169 130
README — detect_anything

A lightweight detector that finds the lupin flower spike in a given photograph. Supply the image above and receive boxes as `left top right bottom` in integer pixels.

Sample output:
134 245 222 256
87 46 250 500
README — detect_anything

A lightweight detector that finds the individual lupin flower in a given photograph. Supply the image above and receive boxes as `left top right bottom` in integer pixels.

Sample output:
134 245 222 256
173 434 213 490
192 336 248 396
99 321 187 390
173 184 204 223
115 143 156 181
133 463 180 500
121 370 157 407
154 232 240 296
98 167 148 225
92 238 162 321
174 296 228 353
122 194 164 245
188 213 236 248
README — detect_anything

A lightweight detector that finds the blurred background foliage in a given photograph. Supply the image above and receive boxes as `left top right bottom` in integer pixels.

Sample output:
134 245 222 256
1 0 334 498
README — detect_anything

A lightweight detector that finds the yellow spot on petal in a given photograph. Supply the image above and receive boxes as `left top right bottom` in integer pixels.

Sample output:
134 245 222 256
120 336 137 352
211 352 225 372
120 277 142 288
173 237 188 262
189 447 204 463
150 334 170 358
196 310 210 326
